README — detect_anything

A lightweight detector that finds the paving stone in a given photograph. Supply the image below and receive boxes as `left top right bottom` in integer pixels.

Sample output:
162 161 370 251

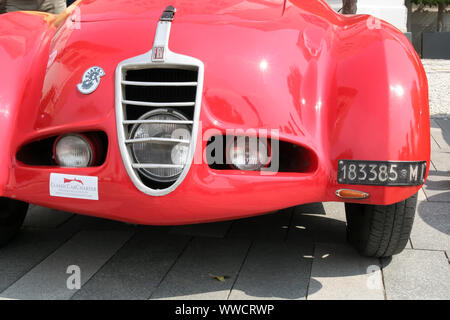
431 135 441 152
24 206 73 229
297 202 345 220
78 216 137 231
412 202 450 251
170 221 232 239
423 60 450 117
307 243 384 300
0 230 133 300
227 210 292 241
435 119 450 135
288 203 347 244
430 120 450 151
151 237 250 300
430 151 450 173
0 217 85 293
423 173 450 202
229 241 313 300
294 203 327 215
430 159 438 172
382 250 450 300
406 239 412 249
418 188 427 202
72 229 190 300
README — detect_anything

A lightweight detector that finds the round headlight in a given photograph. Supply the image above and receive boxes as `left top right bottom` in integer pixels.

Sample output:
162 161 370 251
54 134 93 168
130 109 191 182
227 136 271 171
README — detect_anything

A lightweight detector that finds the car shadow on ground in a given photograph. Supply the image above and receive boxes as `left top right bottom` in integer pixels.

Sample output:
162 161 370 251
148 203 387 300
2 203 389 300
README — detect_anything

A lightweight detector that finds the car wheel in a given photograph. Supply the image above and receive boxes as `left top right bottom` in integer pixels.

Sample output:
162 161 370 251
0 198 28 247
345 193 417 258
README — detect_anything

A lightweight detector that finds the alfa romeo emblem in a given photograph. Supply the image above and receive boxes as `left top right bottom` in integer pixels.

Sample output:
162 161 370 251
152 47 165 62
77 66 105 95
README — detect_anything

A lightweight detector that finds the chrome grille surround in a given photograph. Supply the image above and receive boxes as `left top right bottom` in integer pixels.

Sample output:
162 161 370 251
115 21 204 196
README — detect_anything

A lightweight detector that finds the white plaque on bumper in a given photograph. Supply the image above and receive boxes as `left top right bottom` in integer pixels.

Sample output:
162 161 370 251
49 173 99 200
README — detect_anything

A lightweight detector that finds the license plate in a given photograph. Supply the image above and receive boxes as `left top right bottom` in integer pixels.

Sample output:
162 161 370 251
338 160 427 186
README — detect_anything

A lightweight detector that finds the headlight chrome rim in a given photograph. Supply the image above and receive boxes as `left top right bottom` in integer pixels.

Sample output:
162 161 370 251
130 108 192 183
54 133 94 168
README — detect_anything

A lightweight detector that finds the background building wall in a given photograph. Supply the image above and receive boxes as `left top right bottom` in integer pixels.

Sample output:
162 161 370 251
411 9 450 56
327 0 408 32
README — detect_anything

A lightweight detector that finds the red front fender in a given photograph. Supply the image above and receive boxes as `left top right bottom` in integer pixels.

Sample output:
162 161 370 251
323 16 430 204
0 12 56 195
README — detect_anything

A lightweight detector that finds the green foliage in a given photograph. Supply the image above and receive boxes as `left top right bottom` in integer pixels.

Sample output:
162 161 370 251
412 0 450 5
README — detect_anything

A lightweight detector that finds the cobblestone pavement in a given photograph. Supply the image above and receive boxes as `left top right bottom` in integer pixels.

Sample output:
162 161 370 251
0 120 448 300
423 59 450 118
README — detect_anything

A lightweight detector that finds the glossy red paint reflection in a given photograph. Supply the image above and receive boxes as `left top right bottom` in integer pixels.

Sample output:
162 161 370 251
0 0 430 225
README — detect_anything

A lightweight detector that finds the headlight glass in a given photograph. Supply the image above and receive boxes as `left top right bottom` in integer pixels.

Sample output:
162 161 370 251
131 109 191 182
55 134 92 168
228 136 271 171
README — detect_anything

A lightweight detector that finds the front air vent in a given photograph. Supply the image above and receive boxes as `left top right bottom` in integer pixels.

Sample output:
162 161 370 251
116 54 204 196
16 132 108 167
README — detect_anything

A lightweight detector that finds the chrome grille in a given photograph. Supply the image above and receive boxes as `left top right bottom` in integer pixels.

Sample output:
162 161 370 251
116 59 204 196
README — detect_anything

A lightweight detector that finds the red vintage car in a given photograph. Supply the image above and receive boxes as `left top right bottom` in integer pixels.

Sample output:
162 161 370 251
0 0 430 257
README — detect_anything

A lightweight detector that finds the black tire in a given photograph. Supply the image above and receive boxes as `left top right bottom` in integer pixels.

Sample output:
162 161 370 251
345 193 417 258
0 198 28 247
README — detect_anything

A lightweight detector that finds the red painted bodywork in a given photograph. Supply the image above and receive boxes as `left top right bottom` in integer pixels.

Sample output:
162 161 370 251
0 0 430 225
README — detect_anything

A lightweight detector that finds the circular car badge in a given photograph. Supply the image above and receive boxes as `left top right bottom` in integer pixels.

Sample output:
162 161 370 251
77 66 105 95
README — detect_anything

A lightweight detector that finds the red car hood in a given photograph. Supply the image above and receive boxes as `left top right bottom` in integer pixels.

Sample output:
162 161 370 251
0 0 430 218
76 0 286 22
